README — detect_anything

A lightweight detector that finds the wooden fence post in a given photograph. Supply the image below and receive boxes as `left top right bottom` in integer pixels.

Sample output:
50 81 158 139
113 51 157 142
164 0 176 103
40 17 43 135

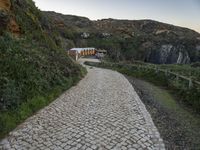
176 74 179 82
189 79 193 89
155 66 158 74
165 70 168 77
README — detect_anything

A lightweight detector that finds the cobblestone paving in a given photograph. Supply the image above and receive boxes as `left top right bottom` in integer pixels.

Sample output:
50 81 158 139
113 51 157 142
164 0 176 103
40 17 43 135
0 67 165 150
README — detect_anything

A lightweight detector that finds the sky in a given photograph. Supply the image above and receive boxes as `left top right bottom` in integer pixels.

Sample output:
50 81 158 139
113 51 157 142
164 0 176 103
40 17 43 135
33 0 200 33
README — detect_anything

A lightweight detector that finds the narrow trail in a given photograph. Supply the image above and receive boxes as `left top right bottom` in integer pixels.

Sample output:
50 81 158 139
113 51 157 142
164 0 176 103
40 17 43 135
0 61 165 150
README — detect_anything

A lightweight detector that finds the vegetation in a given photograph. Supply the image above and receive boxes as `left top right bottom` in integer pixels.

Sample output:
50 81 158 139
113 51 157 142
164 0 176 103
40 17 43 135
45 11 200 64
0 0 199 140
86 36 147 61
0 0 86 138
0 33 85 110
85 61 200 113
129 77 200 148
157 63 200 81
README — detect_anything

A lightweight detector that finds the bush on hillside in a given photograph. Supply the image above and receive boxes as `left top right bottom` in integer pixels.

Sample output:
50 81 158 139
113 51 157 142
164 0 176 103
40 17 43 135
0 11 10 34
0 33 83 111
0 0 85 111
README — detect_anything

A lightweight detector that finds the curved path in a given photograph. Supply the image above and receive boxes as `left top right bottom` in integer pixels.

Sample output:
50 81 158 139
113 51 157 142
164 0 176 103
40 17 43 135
0 65 165 150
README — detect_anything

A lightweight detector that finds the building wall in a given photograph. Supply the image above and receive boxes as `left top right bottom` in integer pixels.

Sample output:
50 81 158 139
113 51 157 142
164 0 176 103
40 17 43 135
68 50 78 61
68 49 97 60
80 49 96 56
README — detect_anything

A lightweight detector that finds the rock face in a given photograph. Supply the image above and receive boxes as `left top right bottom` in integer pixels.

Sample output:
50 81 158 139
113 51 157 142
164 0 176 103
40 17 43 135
0 0 20 36
196 45 200 51
8 18 20 35
147 45 191 64
160 45 174 63
44 11 200 64
0 0 11 11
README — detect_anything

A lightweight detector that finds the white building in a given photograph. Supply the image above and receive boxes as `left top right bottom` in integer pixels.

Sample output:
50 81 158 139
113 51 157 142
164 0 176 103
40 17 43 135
68 47 96 61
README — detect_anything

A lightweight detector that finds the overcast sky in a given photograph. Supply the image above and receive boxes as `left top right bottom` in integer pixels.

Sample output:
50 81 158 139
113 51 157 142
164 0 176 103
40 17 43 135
33 0 200 33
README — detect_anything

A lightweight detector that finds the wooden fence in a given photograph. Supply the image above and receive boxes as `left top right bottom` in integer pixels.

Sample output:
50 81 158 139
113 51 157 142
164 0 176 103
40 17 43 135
100 62 200 89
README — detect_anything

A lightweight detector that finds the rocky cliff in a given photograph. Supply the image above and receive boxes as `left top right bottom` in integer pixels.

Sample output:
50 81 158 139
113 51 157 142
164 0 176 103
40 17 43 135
44 11 200 64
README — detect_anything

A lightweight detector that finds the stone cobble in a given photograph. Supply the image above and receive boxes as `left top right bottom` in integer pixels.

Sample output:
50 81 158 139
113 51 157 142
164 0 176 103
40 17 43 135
0 67 165 150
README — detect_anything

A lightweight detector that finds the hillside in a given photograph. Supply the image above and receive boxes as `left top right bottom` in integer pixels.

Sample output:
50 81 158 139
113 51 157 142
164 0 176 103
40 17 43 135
0 0 85 137
44 11 200 64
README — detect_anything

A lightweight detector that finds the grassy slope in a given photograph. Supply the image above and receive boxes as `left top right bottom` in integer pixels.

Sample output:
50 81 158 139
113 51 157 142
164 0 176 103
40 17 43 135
146 81 200 148
156 64 200 81
0 0 86 139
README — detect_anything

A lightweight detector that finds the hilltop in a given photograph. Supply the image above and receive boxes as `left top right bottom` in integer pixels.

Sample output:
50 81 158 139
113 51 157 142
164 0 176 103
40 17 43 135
44 11 200 64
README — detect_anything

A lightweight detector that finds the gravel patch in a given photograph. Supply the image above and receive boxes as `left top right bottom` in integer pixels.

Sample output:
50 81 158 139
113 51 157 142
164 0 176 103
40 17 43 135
126 76 200 149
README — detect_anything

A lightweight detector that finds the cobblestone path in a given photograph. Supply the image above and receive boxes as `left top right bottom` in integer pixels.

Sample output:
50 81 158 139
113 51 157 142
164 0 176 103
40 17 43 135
0 67 165 150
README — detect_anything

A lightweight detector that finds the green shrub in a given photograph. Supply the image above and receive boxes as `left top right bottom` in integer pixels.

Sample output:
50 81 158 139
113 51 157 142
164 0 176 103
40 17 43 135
18 103 33 120
0 11 10 34
0 112 17 137
0 0 87 139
